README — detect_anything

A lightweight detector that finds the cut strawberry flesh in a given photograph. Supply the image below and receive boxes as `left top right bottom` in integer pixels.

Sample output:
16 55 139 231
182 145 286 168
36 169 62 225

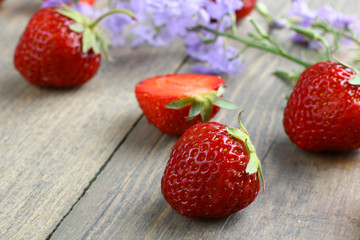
136 74 224 98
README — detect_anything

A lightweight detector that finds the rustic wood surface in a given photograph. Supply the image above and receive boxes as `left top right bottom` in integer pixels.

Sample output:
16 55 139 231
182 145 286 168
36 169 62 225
0 0 359 239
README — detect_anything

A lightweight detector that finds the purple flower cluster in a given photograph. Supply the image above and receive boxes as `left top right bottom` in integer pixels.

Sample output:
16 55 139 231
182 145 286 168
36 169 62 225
288 0 360 48
42 0 246 76
113 0 245 75
41 0 72 8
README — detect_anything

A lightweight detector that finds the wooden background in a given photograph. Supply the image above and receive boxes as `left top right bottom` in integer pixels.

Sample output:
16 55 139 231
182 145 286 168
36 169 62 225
0 0 359 239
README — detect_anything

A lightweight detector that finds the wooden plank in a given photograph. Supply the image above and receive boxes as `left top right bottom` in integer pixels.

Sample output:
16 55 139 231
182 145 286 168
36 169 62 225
0 1 187 239
52 0 360 239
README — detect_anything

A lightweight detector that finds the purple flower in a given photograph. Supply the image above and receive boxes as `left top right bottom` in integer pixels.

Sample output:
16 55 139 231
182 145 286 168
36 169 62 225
71 3 98 18
204 0 243 21
288 0 360 47
288 0 316 26
269 18 288 30
41 0 72 8
42 0 97 18
186 34 244 75
317 6 360 44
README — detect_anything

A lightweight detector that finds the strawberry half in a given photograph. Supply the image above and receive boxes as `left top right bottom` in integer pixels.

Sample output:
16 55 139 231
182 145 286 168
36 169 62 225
135 74 238 135
283 61 360 152
161 113 264 218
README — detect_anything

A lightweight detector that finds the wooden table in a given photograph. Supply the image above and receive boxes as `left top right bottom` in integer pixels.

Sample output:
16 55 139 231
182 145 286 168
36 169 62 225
1 0 359 239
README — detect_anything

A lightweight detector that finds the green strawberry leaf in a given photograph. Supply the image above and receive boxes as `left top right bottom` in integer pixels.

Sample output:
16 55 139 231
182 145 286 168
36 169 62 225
246 152 260 175
93 37 101 54
213 97 238 110
166 86 237 123
226 112 265 192
69 23 85 33
332 55 360 85
216 85 225 96
199 99 212 122
349 74 360 85
226 127 248 143
187 101 201 120
57 6 85 23
82 28 95 53
166 97 193 109
57 5 135 59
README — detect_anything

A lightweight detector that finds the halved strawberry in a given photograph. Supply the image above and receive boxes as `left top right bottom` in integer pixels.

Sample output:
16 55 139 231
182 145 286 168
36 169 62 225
135 74 237 135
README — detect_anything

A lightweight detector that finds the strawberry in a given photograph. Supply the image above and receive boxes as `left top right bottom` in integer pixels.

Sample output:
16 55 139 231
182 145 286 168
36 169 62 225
161 113 264 218
135 74 238 135
235 0 257 21
283 61 360 152
211 0 257 22
79 0 95 5
14 6 134 88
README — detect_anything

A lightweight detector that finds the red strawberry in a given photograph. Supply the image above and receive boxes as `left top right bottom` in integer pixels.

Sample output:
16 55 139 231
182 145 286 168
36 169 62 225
14 7 102 87
135 74 238 135
14 6 134 88
283 61 360 152
211 0 257 22
79 0 95 5
235 0 257 21
161 113 264 218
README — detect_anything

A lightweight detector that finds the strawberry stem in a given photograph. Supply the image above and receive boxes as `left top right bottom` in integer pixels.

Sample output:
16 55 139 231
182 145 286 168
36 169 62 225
89 9 136 29
226 112 265 192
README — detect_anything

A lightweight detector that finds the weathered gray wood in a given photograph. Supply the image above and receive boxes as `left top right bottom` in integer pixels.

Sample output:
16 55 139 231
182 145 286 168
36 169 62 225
0 1 187 239
51 0 360 240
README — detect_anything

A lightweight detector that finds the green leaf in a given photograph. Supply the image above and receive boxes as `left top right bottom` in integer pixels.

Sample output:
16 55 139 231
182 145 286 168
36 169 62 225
82 28 95 53
246 152 260 175
166 97 193 109
226 127 248 143
57 6 84 23
216 85 225 96
200 100 213 122
227 113 265 192
349 75 360 85
187 101 202 120
69 23 85 33
213 97 238 110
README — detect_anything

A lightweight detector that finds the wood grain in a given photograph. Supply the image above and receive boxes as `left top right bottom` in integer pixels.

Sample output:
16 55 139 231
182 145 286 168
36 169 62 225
0 1 187 239
51 0 360 240
0 0 359 239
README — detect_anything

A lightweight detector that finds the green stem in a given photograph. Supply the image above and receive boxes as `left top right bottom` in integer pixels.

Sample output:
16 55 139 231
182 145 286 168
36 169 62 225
89 9 135 29
199 25 313 68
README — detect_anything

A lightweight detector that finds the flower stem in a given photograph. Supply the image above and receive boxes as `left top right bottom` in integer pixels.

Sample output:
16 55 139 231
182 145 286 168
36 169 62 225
89 9 136 29
198 25 313 68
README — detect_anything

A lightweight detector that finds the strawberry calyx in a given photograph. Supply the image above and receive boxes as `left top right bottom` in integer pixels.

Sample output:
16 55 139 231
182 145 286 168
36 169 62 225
226 112 265 192
166 85 238 122
57 5 135 59
332 57 360 86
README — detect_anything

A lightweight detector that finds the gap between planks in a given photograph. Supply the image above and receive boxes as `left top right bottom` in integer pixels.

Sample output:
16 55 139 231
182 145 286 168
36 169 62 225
46 53 190 240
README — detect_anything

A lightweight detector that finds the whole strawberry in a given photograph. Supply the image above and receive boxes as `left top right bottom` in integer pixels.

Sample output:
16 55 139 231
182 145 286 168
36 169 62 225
14 6 133 88
135 74 237 135
283 61 360 152
235 0 257 21
211 0 257 22
161 113 264 218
